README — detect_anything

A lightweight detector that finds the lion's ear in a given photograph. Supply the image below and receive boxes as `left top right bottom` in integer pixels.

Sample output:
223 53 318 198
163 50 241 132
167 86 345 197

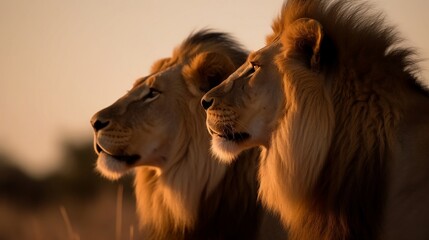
282 18 323 71
183 52 236 94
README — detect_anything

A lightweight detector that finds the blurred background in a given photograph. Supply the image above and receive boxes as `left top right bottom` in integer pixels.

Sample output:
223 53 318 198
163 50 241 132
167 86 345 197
0 0 428 239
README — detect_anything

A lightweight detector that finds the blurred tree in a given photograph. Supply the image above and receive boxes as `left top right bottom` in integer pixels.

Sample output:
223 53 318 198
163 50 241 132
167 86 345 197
0 138 134 208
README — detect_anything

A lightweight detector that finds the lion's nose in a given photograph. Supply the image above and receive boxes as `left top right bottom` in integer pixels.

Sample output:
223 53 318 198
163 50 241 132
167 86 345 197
90 115 110 131
201 97 214 110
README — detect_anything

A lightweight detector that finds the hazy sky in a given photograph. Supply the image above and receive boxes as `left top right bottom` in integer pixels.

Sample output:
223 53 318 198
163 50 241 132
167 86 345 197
1 0 428 177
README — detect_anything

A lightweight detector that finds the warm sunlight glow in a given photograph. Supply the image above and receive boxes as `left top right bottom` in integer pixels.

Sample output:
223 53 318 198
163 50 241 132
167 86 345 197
0 0 428 176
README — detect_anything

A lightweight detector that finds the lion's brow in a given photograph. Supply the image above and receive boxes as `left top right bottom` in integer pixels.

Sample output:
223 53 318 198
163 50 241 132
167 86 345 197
248 51 257 62
133 76 150 88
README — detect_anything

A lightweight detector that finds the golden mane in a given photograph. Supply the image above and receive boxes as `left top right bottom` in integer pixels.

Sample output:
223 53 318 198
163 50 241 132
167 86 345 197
146 29 249 74
273 0 422 76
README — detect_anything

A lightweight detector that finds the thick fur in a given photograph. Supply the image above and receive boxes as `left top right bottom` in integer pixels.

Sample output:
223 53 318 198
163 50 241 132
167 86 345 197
203 1 429 239
91 30 285 239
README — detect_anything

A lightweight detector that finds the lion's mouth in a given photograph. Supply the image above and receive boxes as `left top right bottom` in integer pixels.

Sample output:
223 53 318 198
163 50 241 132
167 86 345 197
95 144 140 165
208 128 250 143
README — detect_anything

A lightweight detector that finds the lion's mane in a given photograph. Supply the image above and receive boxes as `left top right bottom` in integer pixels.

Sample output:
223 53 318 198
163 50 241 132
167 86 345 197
258 1 429 239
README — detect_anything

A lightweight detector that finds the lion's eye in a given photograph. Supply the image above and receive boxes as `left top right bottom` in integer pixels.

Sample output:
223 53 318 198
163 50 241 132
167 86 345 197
143 88 161 102
251 62 260 70
248 62 260 75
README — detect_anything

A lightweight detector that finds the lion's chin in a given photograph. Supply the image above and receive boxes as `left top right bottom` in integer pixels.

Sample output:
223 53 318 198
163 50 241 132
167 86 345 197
96 152 132 180
210 136 248 163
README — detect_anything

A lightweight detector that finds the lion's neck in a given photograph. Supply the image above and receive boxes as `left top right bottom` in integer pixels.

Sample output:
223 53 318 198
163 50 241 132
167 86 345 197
134 104 226 239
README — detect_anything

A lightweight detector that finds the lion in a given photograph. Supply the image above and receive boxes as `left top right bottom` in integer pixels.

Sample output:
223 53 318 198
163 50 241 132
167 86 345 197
202 1 429 239
90 30 285 240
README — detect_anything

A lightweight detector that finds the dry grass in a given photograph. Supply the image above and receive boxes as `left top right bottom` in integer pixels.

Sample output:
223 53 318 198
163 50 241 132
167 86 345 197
60 206 80 240
116 185 123 240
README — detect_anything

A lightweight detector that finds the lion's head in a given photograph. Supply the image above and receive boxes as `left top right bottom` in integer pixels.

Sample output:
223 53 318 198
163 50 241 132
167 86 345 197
91 30 245 180
202 18 332 166
203 0 429 239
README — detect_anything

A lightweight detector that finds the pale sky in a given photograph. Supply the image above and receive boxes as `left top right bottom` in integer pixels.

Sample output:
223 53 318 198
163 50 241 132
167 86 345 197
1 0 428 177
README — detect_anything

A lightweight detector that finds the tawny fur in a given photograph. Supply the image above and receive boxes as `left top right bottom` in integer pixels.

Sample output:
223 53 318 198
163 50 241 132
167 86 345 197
203 1 429 239
91 30 285 240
